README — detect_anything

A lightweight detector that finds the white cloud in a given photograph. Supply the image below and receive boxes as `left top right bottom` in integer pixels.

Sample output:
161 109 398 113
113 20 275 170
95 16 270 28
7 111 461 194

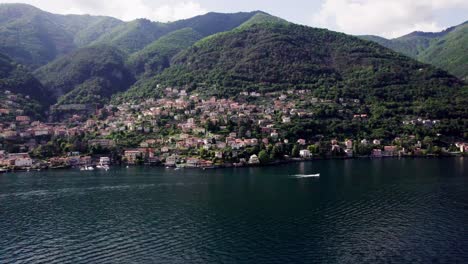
312 0 468 38
0 0 207 22
153 1 208 22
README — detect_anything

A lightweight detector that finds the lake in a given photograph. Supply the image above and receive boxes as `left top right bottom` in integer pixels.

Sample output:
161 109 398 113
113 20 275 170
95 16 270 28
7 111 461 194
0 158 467 263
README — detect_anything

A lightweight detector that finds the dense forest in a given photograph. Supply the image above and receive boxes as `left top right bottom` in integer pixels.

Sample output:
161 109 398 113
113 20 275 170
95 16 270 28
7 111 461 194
127 28 203 78
361 21 468 80
33 45 135 106
0 52 49 105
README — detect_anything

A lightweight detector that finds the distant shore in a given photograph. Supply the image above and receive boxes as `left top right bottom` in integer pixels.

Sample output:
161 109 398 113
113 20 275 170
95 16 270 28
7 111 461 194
1 154 465 174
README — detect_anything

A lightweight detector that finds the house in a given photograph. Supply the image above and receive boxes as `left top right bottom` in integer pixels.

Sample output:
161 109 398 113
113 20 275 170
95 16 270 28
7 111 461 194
299 149 312 158
373 139 381 145
99 157 111 166
8 153 33 167
49 157 68 167
34 128 50 137
249 154 260 164
80 156 92 166
66 156 81 167
186 157 200 168
345 140 353 150
297 139 306 145
165 155 177 167
215 151 223 159
199 160 214 168
2 130 17 139
383 146 398 157
16 116 30 122
124 150 143 164
216 142 227 149
161 146 169 153
455 142 468 153
88 139 116 148
372 149 382 158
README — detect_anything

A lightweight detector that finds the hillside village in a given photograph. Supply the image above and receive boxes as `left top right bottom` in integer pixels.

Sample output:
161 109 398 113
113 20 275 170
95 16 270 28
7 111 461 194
1 88 466 171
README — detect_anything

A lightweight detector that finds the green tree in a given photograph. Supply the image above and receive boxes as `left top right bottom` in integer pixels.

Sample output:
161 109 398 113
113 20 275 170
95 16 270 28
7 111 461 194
258 150 270 164
270 145 283 160
307 144 319 154
291 145 300 157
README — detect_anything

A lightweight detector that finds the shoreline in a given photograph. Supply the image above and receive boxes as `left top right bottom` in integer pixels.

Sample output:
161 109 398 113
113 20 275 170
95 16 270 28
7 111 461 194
1 155 465 174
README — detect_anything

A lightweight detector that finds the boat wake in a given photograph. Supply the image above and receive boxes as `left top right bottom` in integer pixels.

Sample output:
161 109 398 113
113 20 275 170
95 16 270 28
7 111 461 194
292 173 320 178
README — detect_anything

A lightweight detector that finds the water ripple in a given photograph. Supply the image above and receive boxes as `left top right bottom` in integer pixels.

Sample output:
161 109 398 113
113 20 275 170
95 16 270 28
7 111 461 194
1 160 467 263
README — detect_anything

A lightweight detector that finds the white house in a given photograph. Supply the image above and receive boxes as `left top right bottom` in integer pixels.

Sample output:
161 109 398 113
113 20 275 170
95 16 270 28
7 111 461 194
15 157 33 167
282 116 291 123
99 157 111 166
299 149 312 158
249 154 260 164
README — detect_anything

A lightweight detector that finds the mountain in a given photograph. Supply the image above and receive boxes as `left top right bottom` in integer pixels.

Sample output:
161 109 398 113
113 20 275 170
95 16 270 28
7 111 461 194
120 22 467 138
90 19 171 54
0 3 123 68
121 12 271 84
0 52 49 105
1 3 466 137
167 11 263 36
126 28 204 78
126 12 287 82
418 22 468 81
360 21 468 80
89 11 263 55
34 45 135 106
0 4 265 73
72 17 124 47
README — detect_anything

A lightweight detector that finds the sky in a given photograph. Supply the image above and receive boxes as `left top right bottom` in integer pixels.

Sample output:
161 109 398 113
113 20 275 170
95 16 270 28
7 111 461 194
1 0 467 38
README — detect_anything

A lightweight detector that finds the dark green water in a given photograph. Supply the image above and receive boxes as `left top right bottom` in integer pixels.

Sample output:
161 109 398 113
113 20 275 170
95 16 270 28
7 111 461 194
0 158 467 263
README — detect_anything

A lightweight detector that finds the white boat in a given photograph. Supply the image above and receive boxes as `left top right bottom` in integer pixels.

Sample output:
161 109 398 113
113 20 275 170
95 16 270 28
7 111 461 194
293 173 320 178
96 165 110 170
87 166 95 171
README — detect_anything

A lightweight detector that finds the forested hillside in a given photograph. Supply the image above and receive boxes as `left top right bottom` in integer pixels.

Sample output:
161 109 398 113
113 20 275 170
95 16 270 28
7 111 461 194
34 45 135 106
361 21 468 80
419 22 468 80
126 28 203 78
0 3 123 68
0 52 49 105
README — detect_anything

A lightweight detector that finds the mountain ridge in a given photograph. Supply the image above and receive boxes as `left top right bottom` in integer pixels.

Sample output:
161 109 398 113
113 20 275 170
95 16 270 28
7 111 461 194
360 20 468 80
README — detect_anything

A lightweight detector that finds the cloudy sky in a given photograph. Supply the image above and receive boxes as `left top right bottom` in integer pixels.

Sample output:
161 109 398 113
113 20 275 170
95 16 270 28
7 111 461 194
1 0 467 38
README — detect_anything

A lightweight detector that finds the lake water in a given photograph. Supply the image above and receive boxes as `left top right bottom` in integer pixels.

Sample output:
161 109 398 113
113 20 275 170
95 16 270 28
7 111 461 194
0 158 467 263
